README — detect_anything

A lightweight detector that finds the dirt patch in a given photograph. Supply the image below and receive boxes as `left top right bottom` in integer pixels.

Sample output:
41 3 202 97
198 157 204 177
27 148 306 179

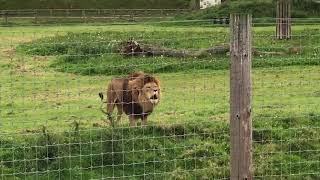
10 63 44 76
33 56 49 61
1 48 16 58
14 63 29 73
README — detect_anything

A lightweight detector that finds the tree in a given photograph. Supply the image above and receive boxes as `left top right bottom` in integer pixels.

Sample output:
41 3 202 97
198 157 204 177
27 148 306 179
276 0 292 39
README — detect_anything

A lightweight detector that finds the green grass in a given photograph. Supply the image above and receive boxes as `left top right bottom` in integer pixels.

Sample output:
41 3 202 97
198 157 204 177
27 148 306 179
0 24 320 179
17 25 320 75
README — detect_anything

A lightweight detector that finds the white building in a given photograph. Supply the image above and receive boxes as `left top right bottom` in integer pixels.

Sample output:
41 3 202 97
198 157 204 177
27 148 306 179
200 0 222 9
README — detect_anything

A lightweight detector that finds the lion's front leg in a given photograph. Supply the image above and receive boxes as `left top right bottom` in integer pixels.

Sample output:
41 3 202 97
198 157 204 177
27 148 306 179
141 116 148 127
129 115 137 127
116 104 123 124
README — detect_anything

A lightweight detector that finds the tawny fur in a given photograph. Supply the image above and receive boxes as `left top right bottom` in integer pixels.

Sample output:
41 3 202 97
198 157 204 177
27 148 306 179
103 72 160 127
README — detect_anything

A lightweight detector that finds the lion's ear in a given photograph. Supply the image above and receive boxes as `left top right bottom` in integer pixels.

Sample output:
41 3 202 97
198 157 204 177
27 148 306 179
155 78 161 87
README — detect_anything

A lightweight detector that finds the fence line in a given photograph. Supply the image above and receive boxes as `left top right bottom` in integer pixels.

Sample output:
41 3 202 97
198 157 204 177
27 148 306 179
0 9 191 24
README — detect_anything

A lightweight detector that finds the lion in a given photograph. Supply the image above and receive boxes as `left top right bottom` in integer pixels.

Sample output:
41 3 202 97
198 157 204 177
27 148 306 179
99 72 161 127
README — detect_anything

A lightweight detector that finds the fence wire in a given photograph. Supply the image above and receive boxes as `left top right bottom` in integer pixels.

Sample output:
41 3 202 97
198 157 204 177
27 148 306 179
0 18 319 179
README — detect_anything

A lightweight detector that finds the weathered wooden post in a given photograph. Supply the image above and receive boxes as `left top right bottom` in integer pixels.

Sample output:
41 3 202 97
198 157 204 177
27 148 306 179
230 14 253 180
66 9 70 17
276 0 291 39
82 9 86 23
130 10 134 22
190 0 200 10
34 10 38 24
4 11 8 24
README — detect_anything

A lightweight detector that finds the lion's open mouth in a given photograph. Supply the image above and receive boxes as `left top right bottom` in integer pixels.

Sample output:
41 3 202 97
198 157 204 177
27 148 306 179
149 95 159 104
151 95 158 100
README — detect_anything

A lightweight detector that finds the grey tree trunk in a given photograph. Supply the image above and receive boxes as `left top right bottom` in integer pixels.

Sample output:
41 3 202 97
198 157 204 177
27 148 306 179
276 0 292 39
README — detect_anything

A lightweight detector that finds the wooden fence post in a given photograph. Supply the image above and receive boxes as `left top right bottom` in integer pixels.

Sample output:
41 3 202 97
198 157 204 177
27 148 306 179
276 0 291 39
190 0 200 10
66 9 70 17
82 9 86 23
4 12 8 24
230 14 253 180
34 10 38 24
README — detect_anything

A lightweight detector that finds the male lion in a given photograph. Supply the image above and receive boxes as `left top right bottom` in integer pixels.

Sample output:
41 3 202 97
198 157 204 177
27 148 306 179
99 72 161 127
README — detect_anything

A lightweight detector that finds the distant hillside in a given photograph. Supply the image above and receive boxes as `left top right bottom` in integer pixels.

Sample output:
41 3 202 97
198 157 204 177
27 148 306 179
0 0 191 10
177 0 320 19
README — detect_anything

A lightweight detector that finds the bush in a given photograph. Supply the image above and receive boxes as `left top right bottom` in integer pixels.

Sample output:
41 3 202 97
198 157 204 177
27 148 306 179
176 0 320 20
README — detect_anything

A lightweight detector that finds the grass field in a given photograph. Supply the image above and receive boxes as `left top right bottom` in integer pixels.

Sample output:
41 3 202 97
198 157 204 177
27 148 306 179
0 23 320 179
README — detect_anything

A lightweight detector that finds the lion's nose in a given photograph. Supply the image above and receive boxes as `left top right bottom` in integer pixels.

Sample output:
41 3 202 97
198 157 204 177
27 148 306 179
154 89 158 93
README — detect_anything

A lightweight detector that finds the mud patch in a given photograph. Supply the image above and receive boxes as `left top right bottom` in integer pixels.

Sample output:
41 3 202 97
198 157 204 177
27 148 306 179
1 48 16 58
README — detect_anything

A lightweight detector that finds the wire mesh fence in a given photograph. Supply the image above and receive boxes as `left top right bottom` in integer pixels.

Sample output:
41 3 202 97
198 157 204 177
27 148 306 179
0 17 319 179
0 9 192 25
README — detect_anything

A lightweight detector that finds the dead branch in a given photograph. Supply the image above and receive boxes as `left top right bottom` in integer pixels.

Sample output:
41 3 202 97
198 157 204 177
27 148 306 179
119 40 291 58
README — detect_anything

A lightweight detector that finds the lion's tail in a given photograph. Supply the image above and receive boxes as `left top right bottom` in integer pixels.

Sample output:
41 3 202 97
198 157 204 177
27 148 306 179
99 92 108 115
99 92 104 101
99 92 113 124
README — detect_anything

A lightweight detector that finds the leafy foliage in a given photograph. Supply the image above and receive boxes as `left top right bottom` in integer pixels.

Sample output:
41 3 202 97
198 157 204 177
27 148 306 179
176 0 320 19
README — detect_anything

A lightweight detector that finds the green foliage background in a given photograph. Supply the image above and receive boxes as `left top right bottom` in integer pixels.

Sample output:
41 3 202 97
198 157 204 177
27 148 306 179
0 0 190 9
177 0 320 19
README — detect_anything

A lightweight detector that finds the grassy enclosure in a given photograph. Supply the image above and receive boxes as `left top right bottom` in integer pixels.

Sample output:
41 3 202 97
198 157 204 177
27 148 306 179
0 22 320 179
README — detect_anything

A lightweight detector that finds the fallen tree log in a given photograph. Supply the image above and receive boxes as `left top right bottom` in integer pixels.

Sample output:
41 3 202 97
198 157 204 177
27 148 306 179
119 40 229 58
119 40 292 58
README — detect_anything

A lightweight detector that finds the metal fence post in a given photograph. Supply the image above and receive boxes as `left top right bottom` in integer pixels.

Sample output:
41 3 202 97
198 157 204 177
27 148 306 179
230 13 253 180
